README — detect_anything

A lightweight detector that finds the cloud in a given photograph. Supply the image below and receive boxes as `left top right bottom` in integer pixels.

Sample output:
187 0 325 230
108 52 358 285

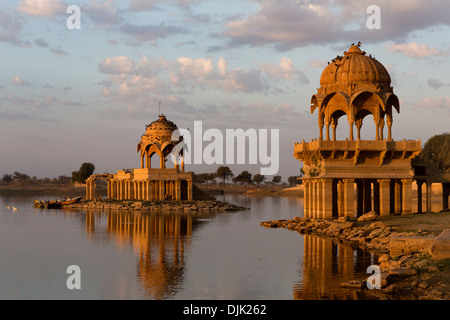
416 96 450 110
388 42 449 58
99 56 135 75
259 57 308 83
12 76 32 86
50 46 69 57
17 0 67 18
84 0 123 27
0 12 29 47
34 38 49 47
427 78 445 89
217 57 227 78
119 23 189 45
221 0 450 51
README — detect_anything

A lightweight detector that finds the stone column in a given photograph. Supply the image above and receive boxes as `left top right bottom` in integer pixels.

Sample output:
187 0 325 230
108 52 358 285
175 180 181 201
426 182 432 213
187 180 193 201
303 180 310 218
338 180 345 217
343 179 355 218
378 179 391 216
147 181 152 201
311 180 317 218
317 179 323 218
401 178 413 215
160 181 165 200
322 179 334 219
86 180 91 200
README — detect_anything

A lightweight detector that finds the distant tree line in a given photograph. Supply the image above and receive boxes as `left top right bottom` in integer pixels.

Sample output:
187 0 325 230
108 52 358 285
193 166 301 187
1 162 96 185
1 171 72 185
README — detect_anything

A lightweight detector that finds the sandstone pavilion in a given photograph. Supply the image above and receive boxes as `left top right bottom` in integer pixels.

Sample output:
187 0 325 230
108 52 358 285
294 43 424 219
86 114 193 201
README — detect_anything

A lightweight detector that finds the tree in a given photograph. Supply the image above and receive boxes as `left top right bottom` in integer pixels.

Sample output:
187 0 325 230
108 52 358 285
253 174 266 186
288 176 299 187
72 162 95 183
419 133 450 172
272 175 282 184
233 170 252 186
216 166 234 186
1 174 13 184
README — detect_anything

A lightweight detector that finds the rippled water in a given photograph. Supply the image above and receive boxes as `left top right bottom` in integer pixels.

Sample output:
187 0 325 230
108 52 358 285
0 193 379 300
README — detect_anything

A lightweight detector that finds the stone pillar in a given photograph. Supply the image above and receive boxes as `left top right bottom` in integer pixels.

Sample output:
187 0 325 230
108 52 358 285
401 178 413 215
338 180 345 217
146 153 151 169
378 179 391 216
325 122 330 141
426 182 432 213
118 180 123 200
160 181 165 200
343 179 355 218
187 180 193 201
311 180 317 218
322 179 334 219
147 181 153 201
317 179 323 218
181 156 185 173
175 180 181 201
86 180 91 200
141 153 144 169
304 180 310 218
416 180 423 213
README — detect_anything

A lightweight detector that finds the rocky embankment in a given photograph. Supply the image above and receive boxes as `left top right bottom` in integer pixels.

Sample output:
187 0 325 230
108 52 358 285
64 199 248 213
261 214 450 300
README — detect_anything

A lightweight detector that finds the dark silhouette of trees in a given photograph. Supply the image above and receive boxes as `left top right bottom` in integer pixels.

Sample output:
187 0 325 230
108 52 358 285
419 132 450 172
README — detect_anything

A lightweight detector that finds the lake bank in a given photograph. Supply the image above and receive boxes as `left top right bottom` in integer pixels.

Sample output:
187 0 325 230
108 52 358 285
62 198 249 213
261 211 450 299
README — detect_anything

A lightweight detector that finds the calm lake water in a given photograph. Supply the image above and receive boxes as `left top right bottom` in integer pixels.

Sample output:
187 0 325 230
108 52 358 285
0 193 380 300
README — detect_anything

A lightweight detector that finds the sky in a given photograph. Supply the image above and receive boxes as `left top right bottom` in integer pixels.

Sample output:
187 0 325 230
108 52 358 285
0 0 449 181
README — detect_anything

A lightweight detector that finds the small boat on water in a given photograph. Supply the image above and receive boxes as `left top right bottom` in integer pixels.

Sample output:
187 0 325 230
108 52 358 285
33 196 82 209
60 196 83 205
34 200 62 209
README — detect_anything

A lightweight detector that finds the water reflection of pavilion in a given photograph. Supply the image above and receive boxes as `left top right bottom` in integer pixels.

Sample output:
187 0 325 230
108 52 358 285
85 209 208 299
294 234 378 300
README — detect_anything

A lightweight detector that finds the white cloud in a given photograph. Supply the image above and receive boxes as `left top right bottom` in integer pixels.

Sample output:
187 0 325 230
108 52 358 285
0 12 29 47
12 76 31 86
416 96 450 110
17 0 67 18
388 42 449 58
171 57 214 85
259 57 308 83
99 56 135 75
222 0 450 51
217 57 227 78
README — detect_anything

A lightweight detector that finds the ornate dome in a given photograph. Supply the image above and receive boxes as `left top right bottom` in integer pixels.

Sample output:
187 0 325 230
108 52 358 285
319 44 392 95
142 114 178 145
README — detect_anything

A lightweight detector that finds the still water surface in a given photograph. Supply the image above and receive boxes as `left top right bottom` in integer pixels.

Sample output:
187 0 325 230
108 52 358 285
0 193 379 299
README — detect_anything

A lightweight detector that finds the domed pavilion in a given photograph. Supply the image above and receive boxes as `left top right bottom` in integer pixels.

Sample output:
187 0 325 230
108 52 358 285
294 44 422 219
86 114 193 201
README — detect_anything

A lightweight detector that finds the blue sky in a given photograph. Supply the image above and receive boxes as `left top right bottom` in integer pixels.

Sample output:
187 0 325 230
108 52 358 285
1 0 449 180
